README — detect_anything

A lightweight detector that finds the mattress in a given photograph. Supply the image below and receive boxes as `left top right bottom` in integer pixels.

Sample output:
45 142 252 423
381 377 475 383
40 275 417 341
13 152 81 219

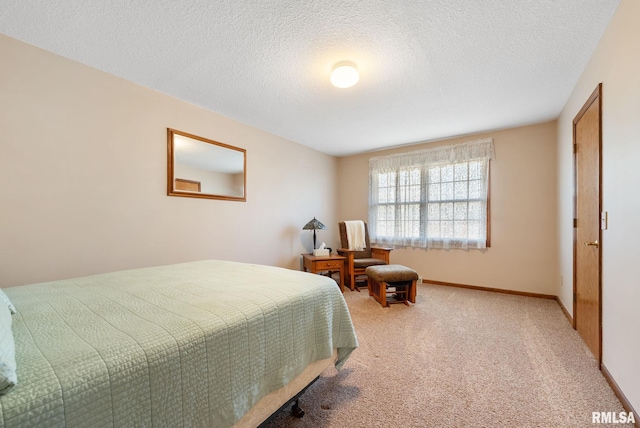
0 260 358 427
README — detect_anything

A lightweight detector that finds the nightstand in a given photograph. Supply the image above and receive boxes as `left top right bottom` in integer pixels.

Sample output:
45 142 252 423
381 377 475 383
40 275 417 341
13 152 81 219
301 253 345 292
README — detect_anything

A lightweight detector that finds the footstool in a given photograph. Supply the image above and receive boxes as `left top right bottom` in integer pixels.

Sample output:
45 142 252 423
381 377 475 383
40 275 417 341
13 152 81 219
365 264 418 307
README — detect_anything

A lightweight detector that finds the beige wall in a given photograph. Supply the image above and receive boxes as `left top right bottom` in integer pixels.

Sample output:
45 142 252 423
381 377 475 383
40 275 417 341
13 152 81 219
557 0 639 413
338 121 559 295
0 34 338 287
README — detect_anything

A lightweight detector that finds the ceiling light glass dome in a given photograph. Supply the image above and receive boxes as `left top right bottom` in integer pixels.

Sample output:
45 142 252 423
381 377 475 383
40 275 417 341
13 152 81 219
330 62 359 88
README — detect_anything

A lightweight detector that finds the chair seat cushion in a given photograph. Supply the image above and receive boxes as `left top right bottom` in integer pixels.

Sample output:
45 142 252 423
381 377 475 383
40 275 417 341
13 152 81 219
353 258 388 269
365 264 419 283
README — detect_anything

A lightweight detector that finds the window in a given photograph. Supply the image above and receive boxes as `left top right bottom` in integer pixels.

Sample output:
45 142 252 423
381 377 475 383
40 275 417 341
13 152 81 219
369 138 494 249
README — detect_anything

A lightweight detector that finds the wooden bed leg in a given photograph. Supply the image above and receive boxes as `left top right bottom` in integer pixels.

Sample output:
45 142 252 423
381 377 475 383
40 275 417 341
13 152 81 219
291 399 305 418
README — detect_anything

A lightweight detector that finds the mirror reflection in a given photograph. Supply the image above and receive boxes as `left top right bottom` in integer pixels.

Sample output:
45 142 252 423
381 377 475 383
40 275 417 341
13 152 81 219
167 129 246 201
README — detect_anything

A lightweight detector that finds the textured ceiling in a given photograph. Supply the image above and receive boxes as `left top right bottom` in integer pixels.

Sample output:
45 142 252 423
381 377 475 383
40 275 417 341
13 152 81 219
0 0 620 156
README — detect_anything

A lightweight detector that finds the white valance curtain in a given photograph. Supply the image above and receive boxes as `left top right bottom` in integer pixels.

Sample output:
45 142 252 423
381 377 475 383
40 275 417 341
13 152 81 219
368 138 495 249
369 138 495 172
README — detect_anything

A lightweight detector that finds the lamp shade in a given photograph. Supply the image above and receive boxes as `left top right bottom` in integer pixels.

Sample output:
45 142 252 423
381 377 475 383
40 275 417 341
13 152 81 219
303 217 326 231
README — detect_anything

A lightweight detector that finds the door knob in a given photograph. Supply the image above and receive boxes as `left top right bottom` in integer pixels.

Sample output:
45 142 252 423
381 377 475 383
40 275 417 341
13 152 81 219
584 240 599 248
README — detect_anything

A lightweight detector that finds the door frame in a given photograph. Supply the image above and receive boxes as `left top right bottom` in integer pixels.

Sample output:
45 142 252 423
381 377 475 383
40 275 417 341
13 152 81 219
572 83 603 365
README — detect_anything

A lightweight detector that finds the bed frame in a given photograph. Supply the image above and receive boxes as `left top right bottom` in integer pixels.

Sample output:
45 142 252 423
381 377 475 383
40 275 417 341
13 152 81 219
238 350 337 427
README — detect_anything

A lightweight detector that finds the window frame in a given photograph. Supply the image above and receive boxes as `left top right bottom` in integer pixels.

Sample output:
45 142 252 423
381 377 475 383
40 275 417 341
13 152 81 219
368 139 494 250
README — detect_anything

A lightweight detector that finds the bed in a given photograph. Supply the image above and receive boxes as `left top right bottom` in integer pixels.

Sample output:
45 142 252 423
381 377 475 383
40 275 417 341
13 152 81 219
0 260 358 428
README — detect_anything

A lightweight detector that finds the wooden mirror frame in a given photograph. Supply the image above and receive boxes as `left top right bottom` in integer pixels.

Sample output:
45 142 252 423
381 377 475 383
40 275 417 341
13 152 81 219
167 128 246 201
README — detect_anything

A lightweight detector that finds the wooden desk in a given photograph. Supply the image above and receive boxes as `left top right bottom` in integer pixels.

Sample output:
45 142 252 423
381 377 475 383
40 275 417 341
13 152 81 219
302 254 345 292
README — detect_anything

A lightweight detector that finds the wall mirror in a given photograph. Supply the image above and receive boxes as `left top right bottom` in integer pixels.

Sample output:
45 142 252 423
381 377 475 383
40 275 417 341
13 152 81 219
167 128 246 201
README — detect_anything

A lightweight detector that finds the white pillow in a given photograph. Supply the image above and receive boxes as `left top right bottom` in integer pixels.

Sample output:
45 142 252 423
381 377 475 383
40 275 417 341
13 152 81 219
0 303 18 395
0 288 16 314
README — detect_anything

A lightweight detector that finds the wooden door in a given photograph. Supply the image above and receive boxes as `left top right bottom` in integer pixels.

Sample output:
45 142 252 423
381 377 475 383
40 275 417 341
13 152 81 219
573 84 602 362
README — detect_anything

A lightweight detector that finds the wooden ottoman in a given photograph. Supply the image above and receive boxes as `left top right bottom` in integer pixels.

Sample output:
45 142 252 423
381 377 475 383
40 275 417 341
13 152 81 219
365 264 418 307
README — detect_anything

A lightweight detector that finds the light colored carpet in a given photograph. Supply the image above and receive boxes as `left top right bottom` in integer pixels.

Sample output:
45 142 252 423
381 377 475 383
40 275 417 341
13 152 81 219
265 283 632 427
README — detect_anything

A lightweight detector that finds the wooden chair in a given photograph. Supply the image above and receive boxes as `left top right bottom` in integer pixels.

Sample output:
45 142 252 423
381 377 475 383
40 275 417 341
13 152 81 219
336 221 392 291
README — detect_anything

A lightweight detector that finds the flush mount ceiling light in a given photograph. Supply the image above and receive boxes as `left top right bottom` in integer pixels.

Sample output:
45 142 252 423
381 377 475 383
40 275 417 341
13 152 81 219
330 62 359 88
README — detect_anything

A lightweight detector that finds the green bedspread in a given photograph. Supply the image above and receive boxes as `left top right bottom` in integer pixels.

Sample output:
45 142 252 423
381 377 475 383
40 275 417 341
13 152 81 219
0 260 358 427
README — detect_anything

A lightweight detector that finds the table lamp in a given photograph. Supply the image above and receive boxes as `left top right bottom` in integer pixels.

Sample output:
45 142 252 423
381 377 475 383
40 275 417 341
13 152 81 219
302 217 326 250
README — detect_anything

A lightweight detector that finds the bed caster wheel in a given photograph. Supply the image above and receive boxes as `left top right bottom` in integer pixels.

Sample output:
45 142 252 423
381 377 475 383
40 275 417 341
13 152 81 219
291 400 305 418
